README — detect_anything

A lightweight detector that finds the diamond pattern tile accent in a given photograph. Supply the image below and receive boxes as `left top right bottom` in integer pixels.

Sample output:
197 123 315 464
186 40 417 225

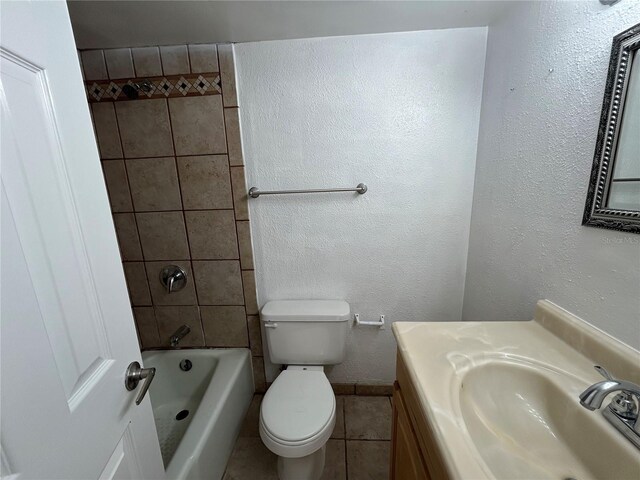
194 75 212 94
175 76 192 96
85 73 221 103
106 81 122 100
157 78 174 97
89 82 105 101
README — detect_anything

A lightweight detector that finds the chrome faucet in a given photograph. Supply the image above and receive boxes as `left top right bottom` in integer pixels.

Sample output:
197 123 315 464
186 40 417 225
579 365 640 449
170 325 191 347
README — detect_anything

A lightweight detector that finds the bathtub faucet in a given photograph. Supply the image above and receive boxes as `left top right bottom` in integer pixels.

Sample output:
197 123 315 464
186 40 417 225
170 325 191 347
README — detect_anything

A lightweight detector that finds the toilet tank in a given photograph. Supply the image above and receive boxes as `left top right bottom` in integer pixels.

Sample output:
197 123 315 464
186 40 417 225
261 300 350 365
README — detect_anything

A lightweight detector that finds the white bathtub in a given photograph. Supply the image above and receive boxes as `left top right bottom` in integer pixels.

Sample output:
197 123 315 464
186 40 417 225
142 348 254 480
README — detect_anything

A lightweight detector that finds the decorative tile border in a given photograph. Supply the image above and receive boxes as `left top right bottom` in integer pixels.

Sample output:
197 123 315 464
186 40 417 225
86 73 221 102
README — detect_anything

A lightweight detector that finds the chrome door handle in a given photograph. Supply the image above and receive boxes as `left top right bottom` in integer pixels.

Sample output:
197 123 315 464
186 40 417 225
125 361 155 405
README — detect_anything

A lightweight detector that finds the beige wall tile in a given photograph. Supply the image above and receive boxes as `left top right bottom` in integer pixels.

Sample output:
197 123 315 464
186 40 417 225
155 306 204 347
133 307 160 349
168 96 226 155
160 45 190 75
81 50 107 80
247 315 262 356
218 44 238 107
132 47 162 77
145 260 197 306
123 262 152 306
126 157 182 211
188 44 218 73
136 211 190 260
236 221 254 269
192 260 244 305
177 155 233 209
116 99 174 158
102 160 132 212
242 270 258 315
252 356 266 393
224 108 243 166
104 48 134 79
91 103 122 159
113 213 142 261
201 306 248 346
230 167 249 220
185 210 238 259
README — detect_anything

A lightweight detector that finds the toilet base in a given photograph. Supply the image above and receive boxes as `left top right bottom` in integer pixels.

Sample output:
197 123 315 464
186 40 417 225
277 444 326 480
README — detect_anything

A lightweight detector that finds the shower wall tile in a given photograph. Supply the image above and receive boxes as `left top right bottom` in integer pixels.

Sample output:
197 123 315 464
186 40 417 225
133 307 161 349
102 160 132 212
126 157 182 211
247 315 262 356
155 306 204 347
136 211 190 260
230 167 249 220
201 306 248 347
123 262 152 306
185 210 238 260
177 155 233 209
85 43 263 388
236 221 254 270
132 47 163 77
193 260 244 305
224 107 244 166
188 44 218 73
104 48 135 79
91 102 122 159
252 356 267 393
81 49 108 80
168 96 226 155
115 99 174 158
218 44 238 107
145 260 197 306
113 213 143 261
242 270 259 315
160 45 190 75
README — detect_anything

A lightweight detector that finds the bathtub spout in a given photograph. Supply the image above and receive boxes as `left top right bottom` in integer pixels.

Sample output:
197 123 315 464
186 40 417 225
170 325 191 347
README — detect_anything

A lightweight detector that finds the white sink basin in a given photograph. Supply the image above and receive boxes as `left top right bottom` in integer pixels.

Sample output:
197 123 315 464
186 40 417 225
459 360 639 480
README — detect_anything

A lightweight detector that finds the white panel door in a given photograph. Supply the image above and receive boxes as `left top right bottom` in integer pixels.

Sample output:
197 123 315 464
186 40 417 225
0 2 165 479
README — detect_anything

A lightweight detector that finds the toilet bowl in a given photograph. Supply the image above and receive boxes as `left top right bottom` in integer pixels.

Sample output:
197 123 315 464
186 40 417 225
259 299 350 480
259 366 335 480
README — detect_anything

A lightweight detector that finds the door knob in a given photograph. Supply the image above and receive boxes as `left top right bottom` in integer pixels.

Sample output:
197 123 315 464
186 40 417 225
125 361 155 405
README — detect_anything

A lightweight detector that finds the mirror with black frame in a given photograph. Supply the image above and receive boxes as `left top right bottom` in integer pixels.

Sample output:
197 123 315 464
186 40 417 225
583 22 640 234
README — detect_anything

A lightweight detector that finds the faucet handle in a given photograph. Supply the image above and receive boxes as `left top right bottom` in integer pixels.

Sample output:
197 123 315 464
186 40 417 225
594 365 616 381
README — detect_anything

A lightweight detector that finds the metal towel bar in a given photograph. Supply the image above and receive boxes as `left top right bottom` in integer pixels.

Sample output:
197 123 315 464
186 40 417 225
248 183 367 198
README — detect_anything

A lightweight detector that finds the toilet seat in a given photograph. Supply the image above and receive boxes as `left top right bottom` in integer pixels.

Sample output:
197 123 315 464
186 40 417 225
260 367 336 458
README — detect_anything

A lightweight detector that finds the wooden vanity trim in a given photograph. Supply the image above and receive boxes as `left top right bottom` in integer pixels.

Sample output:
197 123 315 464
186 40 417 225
392 352 452 480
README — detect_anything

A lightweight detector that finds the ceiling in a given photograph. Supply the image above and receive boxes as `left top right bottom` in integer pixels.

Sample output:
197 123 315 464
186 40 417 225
68 0 514 50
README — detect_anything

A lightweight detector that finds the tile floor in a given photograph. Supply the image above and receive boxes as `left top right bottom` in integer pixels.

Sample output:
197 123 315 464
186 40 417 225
223 395 392 480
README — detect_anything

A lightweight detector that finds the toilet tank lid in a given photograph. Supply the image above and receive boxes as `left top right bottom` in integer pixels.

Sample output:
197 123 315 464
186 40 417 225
261 300 351 322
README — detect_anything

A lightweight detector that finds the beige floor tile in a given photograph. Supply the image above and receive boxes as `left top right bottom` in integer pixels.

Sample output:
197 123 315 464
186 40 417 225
346 440 390 480
239 394 263 438
331 396 345 439
223 437 278 480
345 396 392 440
321 440 346 480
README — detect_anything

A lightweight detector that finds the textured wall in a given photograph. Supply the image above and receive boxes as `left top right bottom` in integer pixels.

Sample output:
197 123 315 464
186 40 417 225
236 28 488 383
463 1 640 348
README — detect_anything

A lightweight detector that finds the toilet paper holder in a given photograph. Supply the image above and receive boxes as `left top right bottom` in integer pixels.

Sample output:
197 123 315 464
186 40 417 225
354 313 385 330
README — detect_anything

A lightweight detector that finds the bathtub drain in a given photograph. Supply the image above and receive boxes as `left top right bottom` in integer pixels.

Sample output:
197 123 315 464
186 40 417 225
175 410 189 421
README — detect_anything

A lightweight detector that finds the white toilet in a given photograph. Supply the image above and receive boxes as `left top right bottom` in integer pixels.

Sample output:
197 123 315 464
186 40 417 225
259 300 350 480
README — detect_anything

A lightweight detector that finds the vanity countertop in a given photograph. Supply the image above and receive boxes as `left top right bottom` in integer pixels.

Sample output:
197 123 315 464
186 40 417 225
392 300 640 479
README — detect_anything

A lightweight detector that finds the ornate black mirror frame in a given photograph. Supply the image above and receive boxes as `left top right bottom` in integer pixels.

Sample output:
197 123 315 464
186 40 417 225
583 22 640 234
